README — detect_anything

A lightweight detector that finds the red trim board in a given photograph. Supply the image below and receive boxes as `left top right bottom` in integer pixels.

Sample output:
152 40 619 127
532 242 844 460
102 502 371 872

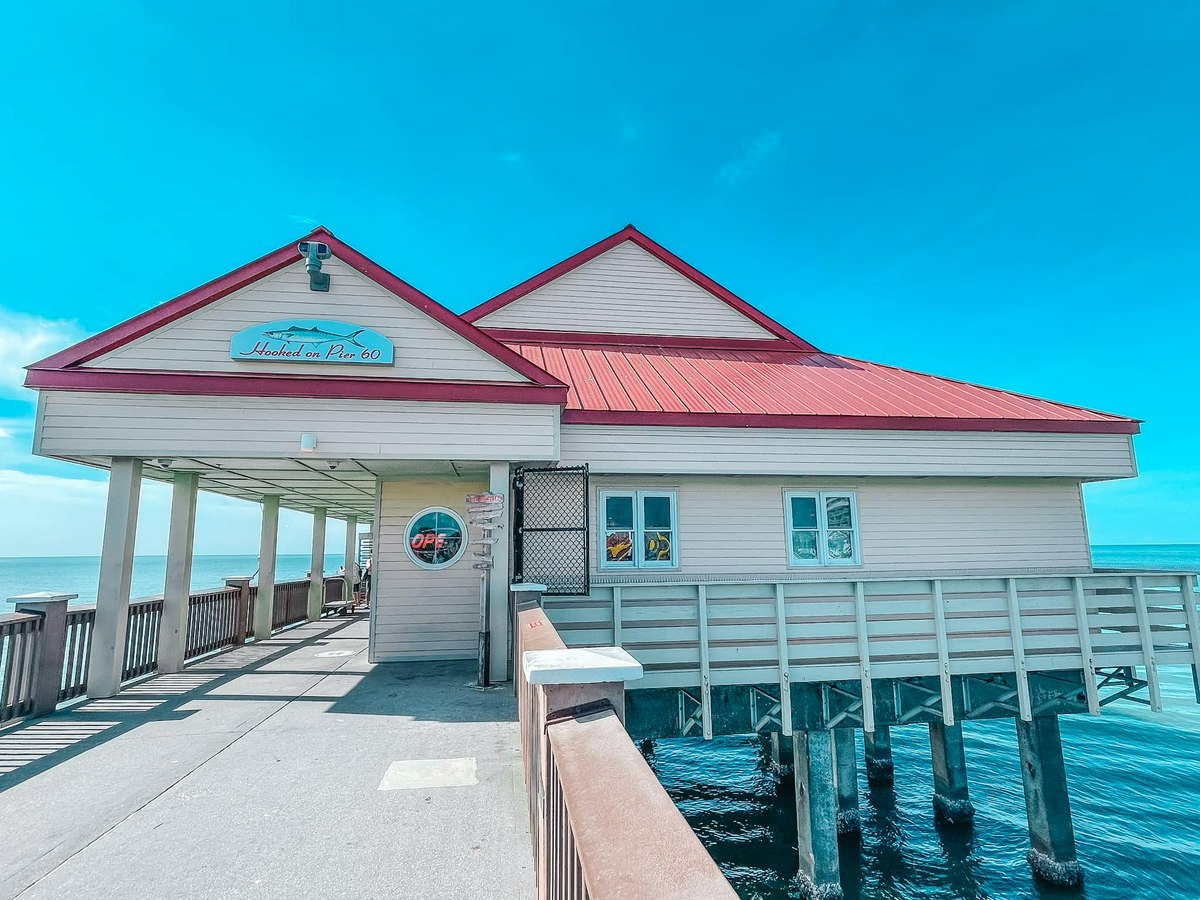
26 367 569 405
561 409 1140 434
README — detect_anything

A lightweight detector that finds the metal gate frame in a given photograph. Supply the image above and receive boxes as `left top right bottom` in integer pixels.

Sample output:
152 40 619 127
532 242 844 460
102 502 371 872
512 464 590 596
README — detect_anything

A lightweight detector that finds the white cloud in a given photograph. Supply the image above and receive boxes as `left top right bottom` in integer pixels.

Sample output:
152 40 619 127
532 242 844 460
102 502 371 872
0 309 84 400
715 131 782 189
0 467 352 558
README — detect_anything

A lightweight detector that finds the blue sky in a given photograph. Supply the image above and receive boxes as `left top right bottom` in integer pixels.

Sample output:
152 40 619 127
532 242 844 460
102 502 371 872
0 1 1197 555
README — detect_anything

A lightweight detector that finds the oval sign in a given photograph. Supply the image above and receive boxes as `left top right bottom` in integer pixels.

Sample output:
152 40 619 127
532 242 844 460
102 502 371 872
230 319 394 365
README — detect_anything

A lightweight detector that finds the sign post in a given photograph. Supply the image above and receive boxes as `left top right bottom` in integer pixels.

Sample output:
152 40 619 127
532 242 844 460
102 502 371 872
467 492 505 688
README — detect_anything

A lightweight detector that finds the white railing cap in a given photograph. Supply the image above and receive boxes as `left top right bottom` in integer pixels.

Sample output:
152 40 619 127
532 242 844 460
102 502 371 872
8 591 78 604
511 582 548 593
522 647 644 685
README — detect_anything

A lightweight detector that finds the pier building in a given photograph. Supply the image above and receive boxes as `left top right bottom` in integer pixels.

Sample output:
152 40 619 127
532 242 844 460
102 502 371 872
9 225 1197 898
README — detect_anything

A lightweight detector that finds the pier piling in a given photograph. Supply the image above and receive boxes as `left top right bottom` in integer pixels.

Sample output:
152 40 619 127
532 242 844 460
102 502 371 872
863 726 895 785
793 730 843 899
834 729 860 835
1016 715 1083 888
768 731 794 776
928 722 975 826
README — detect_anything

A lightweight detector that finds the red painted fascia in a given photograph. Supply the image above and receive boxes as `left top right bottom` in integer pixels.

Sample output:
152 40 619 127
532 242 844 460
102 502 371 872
560 409 1141 435
26 226 565 390
481 327 808 353
462 225 820 352
26 367 569 405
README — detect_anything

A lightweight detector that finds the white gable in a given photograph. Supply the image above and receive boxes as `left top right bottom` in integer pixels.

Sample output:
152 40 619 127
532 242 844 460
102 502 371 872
475 240 776 338
87 256 529 382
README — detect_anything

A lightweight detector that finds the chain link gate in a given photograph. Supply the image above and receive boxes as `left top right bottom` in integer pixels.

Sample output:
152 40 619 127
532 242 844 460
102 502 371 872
512 465 590 596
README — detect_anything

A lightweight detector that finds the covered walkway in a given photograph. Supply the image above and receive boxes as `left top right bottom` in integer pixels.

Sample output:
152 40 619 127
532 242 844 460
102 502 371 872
0 615 534 900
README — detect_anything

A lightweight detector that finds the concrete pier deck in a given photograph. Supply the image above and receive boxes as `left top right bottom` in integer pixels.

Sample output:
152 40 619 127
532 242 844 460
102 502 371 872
0 615 535 900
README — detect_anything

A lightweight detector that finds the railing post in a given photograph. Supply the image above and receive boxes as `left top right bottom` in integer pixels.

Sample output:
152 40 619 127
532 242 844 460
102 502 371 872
226 576 252 646
522 645 644 899
511 583 547 689
11 592 76 719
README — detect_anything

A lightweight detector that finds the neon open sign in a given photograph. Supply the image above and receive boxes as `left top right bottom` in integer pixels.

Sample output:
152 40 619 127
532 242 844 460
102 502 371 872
230 320 394 365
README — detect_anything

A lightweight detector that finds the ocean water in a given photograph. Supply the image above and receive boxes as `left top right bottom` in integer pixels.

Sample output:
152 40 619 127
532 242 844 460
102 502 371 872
645 545 1200 900
0 553 348 606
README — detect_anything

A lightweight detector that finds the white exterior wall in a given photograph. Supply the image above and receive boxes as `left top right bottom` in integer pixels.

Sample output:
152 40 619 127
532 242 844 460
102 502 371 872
588 475 1092 580
373 477 485 661
88 257 528 383
36 391 559 460
561 425 1136 479
476 241 776 338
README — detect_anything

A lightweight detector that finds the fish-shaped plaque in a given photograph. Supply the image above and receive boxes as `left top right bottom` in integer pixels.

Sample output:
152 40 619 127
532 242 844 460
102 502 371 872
230 319 394 365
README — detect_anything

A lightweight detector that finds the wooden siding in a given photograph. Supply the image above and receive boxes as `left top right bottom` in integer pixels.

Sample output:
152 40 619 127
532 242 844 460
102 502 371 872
87 257 529 382
373 476 486 661
36 391 559 460
560 425 1137 479
475 241 776 339
588 475 1092 580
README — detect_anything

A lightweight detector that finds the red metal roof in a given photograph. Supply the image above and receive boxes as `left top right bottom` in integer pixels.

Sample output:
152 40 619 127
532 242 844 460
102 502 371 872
500 336 1140 434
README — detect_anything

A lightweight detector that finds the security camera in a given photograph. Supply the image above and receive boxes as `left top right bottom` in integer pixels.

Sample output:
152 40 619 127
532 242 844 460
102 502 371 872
298 241 332 291
327 461 341 471
298 241 331 260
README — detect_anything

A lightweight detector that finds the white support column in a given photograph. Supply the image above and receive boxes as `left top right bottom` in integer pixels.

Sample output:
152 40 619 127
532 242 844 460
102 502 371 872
344 515 358 606
307 507 327 621
87 458 143 698
253 495 280 641
157 471 199 674
488 462 511 683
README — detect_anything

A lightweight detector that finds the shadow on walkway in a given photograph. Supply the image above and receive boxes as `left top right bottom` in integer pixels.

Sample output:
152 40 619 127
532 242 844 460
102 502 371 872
0 613 513 793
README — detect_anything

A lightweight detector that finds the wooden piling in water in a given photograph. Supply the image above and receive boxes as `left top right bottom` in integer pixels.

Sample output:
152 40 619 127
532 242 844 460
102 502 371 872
1016 715 1083 887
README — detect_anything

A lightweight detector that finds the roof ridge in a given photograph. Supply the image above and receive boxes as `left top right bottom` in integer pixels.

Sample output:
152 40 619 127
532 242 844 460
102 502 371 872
462 225 821 352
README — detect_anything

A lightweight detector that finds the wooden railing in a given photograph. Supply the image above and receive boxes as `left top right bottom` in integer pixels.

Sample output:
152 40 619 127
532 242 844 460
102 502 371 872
61 606 95 702
0 612 44 724
0 577 326 725
271 579 310 631
515 596 737 900
544 571 1200 734
122 598 164 681
186 586 246 659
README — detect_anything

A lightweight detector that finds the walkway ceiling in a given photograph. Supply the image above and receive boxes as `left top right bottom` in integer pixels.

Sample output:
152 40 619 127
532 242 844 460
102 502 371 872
58 457 492 522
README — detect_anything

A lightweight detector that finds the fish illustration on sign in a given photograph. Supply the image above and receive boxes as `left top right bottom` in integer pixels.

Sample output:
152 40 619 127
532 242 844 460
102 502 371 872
229 319 395 365
261 325 367 348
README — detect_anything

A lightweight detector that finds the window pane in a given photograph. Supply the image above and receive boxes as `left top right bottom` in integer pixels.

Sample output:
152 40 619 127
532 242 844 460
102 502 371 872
827 530 854 560
605 495 634 529
605 530 634 563
825 495 853 529
791 529 818 560
642 495 673 529
644 530 674 563
408 511 463 566
790 496 818 529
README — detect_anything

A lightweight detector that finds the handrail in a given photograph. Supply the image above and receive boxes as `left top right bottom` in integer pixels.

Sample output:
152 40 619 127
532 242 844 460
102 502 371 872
515 596 737 900
542 570 1200 732
1 577 325 725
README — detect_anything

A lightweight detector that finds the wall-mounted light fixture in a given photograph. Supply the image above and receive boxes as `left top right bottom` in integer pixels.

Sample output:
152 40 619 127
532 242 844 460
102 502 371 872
300 433 318 453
